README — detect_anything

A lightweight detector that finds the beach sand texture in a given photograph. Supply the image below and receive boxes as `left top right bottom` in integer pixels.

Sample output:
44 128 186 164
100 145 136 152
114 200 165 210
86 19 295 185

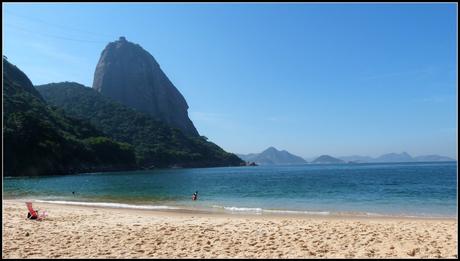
2 200 457 258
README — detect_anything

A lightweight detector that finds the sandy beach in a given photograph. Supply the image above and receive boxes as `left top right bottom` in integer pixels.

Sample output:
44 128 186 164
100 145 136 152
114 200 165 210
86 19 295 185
2 200 457 258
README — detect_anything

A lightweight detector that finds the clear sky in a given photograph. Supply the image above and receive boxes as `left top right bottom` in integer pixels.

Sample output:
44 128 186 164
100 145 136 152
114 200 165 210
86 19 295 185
3 3 458 159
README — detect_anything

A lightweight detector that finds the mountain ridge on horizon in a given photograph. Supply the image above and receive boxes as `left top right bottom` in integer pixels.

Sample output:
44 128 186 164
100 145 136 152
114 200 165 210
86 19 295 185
337 152 456 163
239 148 456 165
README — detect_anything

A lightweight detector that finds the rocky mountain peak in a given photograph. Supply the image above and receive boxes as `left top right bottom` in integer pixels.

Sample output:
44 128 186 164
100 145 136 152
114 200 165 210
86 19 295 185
92 37 199 136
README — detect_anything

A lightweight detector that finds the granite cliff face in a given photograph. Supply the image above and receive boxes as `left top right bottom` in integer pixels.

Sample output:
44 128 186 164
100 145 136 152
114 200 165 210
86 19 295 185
92 37 199 136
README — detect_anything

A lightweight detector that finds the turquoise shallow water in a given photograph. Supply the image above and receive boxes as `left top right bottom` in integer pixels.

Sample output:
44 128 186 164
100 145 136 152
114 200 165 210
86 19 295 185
4 162 457 218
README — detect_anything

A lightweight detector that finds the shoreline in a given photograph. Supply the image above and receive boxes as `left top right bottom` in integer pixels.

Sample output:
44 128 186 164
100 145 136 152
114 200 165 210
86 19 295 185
3 199 457 258
3 198 456 222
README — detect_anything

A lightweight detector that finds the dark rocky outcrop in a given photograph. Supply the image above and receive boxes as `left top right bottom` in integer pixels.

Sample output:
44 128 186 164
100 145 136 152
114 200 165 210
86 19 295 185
92 37 199 136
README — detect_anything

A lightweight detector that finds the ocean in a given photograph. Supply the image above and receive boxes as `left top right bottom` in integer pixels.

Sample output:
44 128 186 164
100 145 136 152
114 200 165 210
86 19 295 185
3 162 457 218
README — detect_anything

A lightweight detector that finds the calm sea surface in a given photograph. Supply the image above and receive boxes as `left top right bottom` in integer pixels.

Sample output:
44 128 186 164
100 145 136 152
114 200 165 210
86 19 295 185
4 162 457 218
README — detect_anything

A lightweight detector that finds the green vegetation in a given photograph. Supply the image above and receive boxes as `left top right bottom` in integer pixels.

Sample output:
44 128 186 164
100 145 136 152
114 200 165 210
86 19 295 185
36 82 243 169
3 59 137 176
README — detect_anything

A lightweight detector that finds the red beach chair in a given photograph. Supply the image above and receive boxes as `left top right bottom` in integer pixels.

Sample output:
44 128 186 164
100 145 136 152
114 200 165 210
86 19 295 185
26 202 47 221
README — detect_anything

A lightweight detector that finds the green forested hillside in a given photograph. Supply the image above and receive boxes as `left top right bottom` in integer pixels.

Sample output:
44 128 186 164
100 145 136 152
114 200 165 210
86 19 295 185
36 82 243 168
3 59 137 176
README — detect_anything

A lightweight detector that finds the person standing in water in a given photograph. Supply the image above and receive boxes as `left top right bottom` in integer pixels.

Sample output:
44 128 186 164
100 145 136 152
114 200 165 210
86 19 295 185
192 191 198 201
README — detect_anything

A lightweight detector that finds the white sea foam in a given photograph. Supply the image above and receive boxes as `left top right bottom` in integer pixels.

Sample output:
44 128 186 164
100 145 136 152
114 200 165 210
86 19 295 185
34 200 180 210
224 206 263 212
212 205 330 215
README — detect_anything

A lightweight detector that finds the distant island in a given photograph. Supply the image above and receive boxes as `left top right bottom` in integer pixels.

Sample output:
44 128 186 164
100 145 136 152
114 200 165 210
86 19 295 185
338 152 456 163
309 152 456 164
237 147 307 165
311 155 345 164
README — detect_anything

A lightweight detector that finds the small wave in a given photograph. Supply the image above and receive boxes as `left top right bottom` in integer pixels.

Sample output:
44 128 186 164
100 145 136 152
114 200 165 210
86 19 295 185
34 200 180 210
212 205 330 215
224 206 263 213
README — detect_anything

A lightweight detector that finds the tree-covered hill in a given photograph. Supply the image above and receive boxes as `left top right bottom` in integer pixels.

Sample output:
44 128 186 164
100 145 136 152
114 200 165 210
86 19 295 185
3 59 137 176
36 82 243 168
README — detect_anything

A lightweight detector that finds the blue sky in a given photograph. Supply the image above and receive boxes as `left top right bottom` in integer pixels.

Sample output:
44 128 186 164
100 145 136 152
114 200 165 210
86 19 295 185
3 3 458 159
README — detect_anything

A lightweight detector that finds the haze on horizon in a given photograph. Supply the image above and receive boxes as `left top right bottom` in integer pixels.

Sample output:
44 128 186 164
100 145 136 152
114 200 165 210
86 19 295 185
3 3 458 159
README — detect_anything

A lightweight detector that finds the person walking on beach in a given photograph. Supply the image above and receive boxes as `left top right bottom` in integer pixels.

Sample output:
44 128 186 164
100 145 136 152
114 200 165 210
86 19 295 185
192 191 198 201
